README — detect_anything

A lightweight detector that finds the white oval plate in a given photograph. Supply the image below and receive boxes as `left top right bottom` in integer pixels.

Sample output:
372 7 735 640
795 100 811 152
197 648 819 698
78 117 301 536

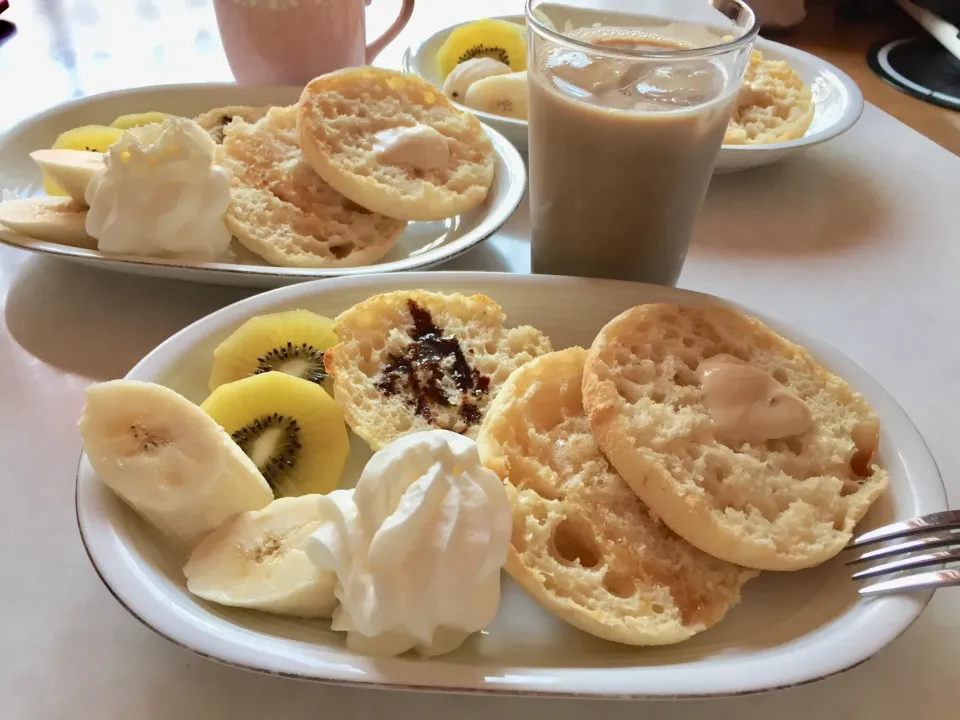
0 85 526 288
403 16 864 173
76 272 946 698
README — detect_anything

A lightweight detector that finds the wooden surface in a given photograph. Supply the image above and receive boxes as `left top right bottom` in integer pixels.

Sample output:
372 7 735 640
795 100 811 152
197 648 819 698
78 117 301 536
768 0 960 155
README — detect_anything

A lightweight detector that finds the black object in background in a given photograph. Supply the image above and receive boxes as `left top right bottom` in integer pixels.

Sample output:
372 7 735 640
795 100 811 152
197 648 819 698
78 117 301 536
838 0 893 22
910 0 960 25
835 0 960 23
868 36 960 110
851 0 960 111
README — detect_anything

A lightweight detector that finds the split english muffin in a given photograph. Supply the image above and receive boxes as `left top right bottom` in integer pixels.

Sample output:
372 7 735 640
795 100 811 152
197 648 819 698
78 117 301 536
724 49 815 145
477 347 757 645
297 67 496 222
323 290 552 451
582 302 889 572
219 105 407 268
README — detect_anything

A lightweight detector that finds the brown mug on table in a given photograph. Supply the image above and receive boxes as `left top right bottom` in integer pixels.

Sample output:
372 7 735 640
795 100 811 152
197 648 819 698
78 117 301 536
213 0 416 85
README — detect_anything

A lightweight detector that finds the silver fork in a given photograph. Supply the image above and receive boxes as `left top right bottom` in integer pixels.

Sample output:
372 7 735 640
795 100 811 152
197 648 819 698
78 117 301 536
846 510 960 595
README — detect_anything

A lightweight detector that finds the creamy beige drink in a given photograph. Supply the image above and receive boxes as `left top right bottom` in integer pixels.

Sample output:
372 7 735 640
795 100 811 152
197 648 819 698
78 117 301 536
526 4 757 285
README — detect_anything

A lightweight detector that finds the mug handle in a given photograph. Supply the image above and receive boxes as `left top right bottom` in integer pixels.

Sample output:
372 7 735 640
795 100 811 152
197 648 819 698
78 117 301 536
365 0 416 63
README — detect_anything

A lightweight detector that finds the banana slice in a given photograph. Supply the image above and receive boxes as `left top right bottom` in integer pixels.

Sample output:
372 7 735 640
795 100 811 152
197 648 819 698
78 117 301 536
441 57 512 102
78 379 274 549
0 196 96 248
29 149 104 204
44 124 123 195
462 71 529 120
183 494 343 617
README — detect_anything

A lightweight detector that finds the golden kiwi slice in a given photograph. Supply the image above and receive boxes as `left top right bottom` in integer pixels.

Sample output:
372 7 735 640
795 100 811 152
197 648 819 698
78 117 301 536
200 372 349 497
436 18 527 79
207 310 338 392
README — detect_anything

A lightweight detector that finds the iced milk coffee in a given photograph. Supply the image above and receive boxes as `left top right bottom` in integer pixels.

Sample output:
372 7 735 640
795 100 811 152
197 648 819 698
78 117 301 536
527 10 756 286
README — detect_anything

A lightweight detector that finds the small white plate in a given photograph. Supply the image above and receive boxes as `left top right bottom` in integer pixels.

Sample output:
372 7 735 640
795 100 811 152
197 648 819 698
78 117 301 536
402 16 864 172
0 84 526 288
714 40 864 173
76 271 946 699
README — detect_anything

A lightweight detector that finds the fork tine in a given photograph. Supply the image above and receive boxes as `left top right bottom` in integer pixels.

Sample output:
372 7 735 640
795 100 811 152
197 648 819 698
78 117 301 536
848 510 960 547
859 568 960 596
851 548 960 580
846 531 960 565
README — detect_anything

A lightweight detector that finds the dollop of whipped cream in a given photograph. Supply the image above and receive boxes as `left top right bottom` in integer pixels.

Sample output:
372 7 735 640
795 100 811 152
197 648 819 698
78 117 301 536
84 117 232 261
305 429 511 657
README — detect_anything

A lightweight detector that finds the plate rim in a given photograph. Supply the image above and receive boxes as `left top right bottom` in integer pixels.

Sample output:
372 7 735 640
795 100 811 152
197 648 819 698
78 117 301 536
75 271 947 699
0 85 526 280
401 15 865 153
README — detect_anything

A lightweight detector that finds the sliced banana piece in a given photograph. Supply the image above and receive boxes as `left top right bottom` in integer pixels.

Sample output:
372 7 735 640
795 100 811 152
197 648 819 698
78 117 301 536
441 57 512 102
462 71 529 120
29 149 104 204
78 380 274 549
0 196 96 248
183 494 343 617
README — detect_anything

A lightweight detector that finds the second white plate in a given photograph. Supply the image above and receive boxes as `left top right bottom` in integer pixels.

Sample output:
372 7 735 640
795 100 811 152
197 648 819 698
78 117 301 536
76 271 946 699
0 84 526 288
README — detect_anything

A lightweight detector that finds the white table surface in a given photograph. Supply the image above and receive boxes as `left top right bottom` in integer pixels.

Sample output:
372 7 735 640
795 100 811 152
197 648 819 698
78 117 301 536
1 1 958 718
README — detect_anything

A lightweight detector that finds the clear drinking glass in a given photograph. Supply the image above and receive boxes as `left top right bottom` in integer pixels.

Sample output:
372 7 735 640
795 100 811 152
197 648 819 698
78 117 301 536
526 0 758 286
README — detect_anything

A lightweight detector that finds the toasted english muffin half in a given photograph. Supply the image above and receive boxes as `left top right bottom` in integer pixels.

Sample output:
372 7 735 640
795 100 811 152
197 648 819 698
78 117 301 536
725 50 815 145
219 105 407 268
297 67 495 222
323 289 551 450
582 302 889 571
477 347 757 645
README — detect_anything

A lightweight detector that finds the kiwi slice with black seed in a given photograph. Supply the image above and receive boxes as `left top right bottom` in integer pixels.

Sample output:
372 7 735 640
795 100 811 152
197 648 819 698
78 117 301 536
208 309 338 392
200 372 349 496
435 18 527 79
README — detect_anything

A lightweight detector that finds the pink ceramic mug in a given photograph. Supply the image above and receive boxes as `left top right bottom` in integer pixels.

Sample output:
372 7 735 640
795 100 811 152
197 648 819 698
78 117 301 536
214 0 416 85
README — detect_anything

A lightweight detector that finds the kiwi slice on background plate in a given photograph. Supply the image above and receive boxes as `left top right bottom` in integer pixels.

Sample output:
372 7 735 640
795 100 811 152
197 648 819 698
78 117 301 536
208 309 338 392
109 111 170 130
201 372 349 497
42 125 124 195
435 18 528 78
41 113 174 195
